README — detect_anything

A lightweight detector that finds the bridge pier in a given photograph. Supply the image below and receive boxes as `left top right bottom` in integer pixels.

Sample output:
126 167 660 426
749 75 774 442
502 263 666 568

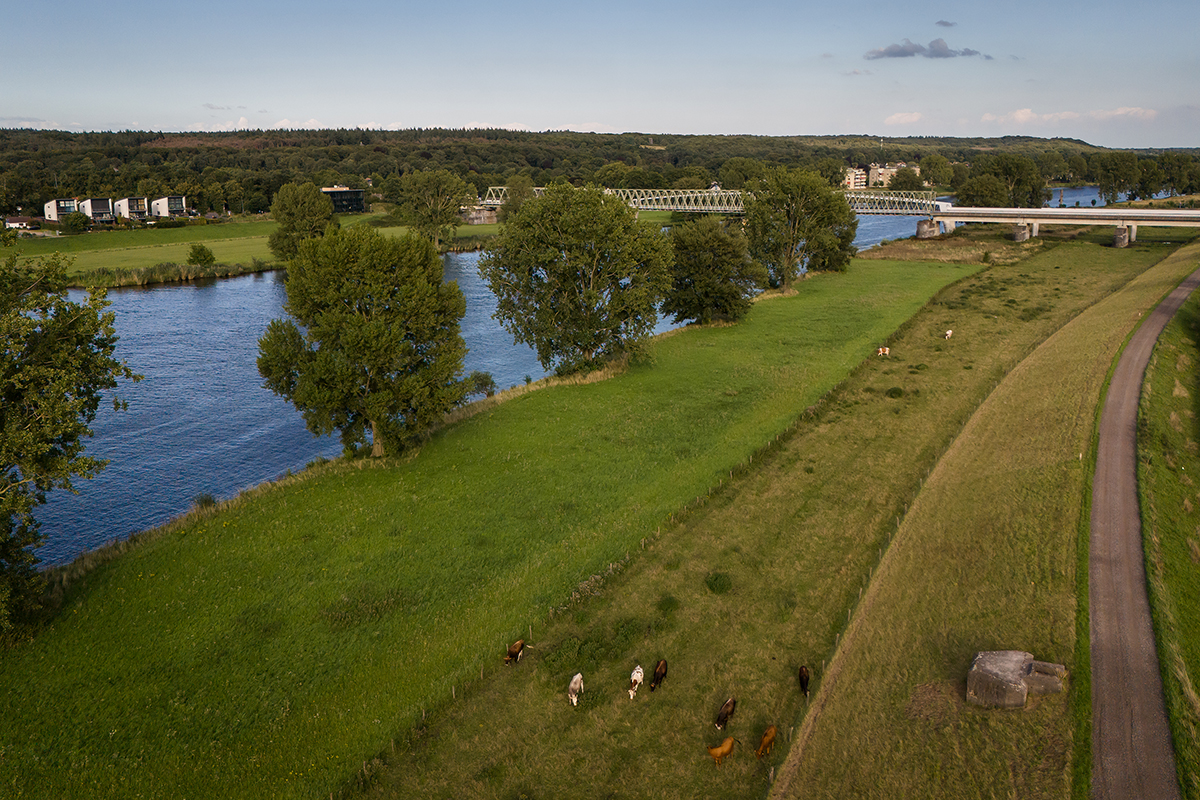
917 219 939 239
1013 223 1031 242
1114 226 1130 248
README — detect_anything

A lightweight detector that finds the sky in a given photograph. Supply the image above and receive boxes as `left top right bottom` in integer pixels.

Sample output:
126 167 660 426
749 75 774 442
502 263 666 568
4 0 1197 149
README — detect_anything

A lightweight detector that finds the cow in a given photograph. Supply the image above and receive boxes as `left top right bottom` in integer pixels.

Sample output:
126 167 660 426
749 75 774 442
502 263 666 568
756 725 777 760
707 736 737 767
876 346 890 357
798 665 810 698
944 329 953 339
628 665 644 699
715 697 737 730
504 639 525 664
568 672 584 706
649 659 668 692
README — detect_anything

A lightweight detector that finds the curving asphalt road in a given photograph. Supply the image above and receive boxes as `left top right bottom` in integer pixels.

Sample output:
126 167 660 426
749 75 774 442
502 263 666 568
1089 267 1200 800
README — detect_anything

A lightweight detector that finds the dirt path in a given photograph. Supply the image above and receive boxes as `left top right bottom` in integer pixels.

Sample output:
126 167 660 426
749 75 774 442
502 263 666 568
1089 267 1200 800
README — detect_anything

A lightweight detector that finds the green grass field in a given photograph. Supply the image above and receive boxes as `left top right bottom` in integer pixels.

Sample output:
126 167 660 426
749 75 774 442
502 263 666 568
362 229 1196 800
0 254 975 798
1138 274 1200 800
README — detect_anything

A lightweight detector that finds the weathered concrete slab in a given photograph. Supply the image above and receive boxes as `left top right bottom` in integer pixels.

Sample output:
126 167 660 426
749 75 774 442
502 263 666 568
966 651 1067 708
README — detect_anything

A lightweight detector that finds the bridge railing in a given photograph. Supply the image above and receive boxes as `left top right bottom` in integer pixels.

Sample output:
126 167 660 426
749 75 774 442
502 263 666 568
481 187 940 216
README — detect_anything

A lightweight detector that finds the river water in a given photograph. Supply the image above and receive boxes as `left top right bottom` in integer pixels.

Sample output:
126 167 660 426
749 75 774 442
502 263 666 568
35 212 978 565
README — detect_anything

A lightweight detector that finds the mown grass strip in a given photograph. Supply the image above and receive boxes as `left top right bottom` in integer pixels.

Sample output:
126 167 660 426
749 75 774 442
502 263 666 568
0 257 972 799
364 231 1196 799
1138 273 1200 800
773 239 1200 799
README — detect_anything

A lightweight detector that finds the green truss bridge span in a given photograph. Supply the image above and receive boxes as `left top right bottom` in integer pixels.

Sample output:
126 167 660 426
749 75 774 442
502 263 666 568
481 186 941 216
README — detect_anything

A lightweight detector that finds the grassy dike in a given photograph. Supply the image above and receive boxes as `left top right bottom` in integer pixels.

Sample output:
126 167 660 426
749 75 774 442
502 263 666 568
770 237 1200 800
361 230 1196 799
0 256 975 798
1138 280 1200 800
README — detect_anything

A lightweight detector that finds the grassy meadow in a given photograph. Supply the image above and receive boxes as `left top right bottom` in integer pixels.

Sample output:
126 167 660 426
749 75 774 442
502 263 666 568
1138 279 1200 800
360 228 1196 800
0 255 975 798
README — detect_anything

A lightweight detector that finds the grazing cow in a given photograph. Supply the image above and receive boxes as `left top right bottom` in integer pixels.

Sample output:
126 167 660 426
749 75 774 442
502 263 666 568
876 346 889 357
715 697 737 730
707 736 737 767
568 672 584 706
944 329 953 339
628 665 644 699
798 665 810 697
504 639 525 664
650 659 668 692
756 725 777 760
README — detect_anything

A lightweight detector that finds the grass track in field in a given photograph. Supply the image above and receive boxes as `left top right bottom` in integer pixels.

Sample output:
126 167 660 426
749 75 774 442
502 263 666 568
1138 268 1200 800
0 257 972 799
365 232 1198 799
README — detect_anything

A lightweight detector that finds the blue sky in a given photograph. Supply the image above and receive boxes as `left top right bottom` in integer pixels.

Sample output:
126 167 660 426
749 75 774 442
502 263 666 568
4 0 1197 148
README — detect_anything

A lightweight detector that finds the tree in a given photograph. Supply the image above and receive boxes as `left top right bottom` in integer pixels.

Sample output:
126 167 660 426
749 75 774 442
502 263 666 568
268 182 334 261
664 216 765 325
1095 152 1139 205
955 174 1009 207
257 225 467 458
479 183 673 375
398 169 473 249
888 167 925 192
919 154 953 188
743 166 858 288
187 243 215 267
1 235 139 631
59 211 90 235
498 173 534 223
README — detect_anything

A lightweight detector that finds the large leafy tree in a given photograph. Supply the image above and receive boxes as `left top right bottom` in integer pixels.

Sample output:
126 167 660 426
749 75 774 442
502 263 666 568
664 216 764 325
257 225 467 458
744 167 857 287
398 169 473 249
267 182 335 261
1 233 139 631
479 183 672 375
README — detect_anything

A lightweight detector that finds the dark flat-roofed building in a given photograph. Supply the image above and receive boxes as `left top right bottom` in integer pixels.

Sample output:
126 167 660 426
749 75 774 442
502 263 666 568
321 185 365 214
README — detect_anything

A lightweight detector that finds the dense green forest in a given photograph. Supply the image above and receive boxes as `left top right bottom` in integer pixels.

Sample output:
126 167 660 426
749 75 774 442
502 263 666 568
2 128 1199 217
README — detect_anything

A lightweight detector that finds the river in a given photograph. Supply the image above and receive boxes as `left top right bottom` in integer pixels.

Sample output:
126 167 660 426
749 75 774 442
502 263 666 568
34 211 990 565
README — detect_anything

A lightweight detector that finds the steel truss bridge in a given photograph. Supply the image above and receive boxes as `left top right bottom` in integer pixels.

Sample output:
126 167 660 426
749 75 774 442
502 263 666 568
481 186 941 216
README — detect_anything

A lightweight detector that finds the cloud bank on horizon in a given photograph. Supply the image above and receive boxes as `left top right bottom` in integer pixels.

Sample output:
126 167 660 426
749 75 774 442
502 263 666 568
1 0 1196 149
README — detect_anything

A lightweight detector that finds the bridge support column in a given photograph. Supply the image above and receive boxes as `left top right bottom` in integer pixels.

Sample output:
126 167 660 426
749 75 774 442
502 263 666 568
1013 223 1031 242
1114 226 1130 248
917 219 939 239
941 220 956 234
1130 224 1138 242
1031 222 1040 238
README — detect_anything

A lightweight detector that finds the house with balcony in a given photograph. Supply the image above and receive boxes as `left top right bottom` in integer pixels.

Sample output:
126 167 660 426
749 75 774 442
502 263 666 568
115 196 150 220
43 198 77 221
151 196 187 217
77 198 115 223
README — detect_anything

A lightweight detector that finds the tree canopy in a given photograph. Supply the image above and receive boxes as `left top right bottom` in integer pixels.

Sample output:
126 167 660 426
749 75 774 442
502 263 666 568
664 216 764 325
257 225 467 457
744 167 858 287
479 183 673 375
267 182 335 261
397 169 473 249
1 235 139 631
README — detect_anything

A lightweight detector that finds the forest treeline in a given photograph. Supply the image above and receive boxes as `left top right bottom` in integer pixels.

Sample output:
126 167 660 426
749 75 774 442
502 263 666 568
3 128 1199 216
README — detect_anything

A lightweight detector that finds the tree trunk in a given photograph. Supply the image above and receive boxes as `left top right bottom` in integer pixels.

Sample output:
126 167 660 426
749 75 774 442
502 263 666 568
371 420 385 457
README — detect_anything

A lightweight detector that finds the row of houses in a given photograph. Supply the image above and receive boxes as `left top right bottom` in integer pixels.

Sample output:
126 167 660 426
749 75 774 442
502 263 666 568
43 195 187 223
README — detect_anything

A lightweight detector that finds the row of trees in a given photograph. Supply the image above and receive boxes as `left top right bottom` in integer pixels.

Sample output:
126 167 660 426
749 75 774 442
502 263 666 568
4 128 1198 219
257 167 855 462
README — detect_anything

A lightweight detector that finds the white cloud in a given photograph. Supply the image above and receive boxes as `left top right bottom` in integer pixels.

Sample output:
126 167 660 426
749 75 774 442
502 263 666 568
982 107 1155 126
885 112 923 125
1090 107 1157 121
272 119 322 129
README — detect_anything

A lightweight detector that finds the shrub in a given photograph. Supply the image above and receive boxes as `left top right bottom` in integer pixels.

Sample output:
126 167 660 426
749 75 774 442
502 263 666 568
187 244 216 267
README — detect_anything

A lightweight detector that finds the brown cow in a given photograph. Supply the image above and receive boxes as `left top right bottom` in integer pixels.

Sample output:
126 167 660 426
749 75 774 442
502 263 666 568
707 736 737 766
756 725 777 759
798 665 810 697
504 639 525 664
649 659 668 692
876 346 890 357
715 697 737 730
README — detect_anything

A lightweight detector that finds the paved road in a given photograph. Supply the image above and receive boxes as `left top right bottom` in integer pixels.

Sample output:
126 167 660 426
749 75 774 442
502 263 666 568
1089 267 1200 800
